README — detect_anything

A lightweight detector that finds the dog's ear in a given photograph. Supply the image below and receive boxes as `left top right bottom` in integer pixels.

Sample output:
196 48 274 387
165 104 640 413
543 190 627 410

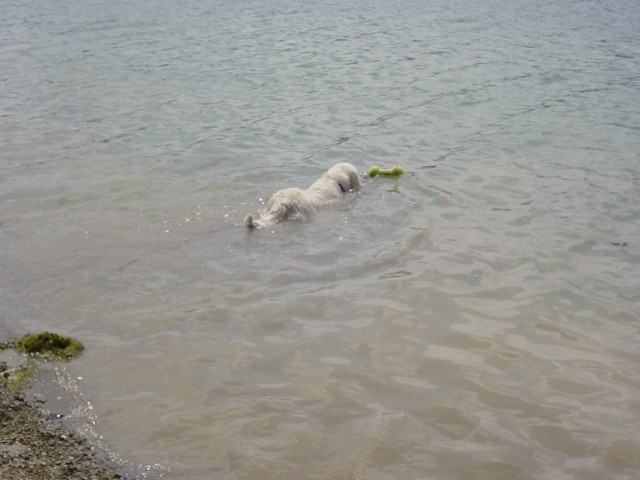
348 169 361 190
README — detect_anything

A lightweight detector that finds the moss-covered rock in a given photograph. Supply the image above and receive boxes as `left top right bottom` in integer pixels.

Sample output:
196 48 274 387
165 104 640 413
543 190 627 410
13 332 84 359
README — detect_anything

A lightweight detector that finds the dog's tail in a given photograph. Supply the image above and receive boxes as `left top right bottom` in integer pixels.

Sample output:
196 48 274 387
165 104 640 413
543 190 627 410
244 214 257 228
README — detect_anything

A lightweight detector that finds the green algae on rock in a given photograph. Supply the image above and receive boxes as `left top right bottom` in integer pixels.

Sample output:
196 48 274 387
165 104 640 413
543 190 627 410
1 363 35 393
13 332 85 359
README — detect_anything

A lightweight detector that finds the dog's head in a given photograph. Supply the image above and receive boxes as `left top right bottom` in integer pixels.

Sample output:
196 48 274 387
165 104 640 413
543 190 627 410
326 163 361 193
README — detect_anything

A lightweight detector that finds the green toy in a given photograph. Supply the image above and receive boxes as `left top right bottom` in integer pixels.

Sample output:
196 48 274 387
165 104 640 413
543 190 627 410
368 165 404 177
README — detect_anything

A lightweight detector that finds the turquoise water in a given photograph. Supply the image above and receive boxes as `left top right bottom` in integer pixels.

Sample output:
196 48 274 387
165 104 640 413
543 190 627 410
2 1 640 478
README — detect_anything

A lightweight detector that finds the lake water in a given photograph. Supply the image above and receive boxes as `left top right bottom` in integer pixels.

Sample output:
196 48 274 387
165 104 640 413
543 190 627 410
2 0 640 478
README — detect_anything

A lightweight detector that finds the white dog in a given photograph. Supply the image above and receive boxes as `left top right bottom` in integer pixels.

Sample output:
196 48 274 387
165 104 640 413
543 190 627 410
244 162 360 228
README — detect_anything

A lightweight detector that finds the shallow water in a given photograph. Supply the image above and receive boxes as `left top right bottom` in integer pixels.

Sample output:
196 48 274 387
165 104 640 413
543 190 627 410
2 0 640 478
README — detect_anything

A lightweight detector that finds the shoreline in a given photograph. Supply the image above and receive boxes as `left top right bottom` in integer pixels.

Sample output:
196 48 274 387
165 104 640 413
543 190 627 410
0 379 136 480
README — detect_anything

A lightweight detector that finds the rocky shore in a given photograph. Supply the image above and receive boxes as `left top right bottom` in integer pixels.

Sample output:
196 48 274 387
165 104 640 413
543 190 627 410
0 379 133 480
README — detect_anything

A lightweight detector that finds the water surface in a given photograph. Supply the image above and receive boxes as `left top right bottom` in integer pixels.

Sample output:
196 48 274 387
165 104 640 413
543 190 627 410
2 0 640 479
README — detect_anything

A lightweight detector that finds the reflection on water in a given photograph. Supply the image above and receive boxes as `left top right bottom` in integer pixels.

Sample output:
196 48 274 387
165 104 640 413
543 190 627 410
2 0 640 478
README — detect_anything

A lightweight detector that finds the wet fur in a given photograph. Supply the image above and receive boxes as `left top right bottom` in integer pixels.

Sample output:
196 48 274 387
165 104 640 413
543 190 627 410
244 163 360 228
